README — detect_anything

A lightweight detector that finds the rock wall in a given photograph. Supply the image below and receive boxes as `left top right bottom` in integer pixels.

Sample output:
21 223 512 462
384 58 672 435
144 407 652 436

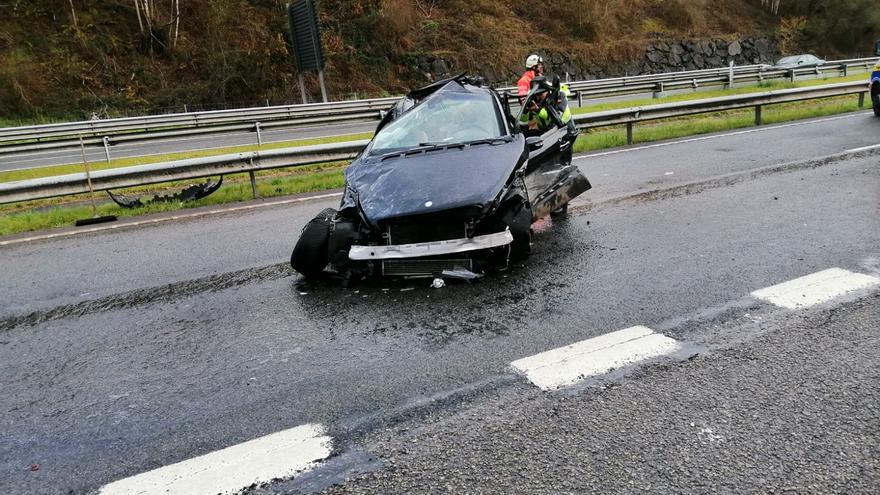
415 36 778 86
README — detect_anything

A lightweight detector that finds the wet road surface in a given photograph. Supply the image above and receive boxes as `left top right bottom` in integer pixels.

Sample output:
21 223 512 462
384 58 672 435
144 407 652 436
0 113 878 494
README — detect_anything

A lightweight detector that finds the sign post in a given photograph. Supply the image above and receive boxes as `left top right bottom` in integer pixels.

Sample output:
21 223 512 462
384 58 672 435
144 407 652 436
287 0 327 103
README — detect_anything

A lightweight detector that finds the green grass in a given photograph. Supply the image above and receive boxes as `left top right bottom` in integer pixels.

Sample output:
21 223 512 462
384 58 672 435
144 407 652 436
0 132 372 183
0 76 872 237
573 93 862 153
0 167 347 236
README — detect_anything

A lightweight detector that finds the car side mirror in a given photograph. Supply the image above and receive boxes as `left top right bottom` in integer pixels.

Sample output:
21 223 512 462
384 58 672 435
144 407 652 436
526 136 543 150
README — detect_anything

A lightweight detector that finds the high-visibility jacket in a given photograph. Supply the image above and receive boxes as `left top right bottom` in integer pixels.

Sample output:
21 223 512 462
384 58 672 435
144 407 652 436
517 70 538 96
520 91 572 131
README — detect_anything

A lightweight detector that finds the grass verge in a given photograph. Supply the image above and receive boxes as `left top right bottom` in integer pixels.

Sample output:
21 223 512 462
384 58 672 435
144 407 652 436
573 93 862 153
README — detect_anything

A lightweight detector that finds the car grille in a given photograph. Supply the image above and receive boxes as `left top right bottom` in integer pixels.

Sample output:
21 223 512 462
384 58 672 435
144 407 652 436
387 221 467 245
382 258 473 277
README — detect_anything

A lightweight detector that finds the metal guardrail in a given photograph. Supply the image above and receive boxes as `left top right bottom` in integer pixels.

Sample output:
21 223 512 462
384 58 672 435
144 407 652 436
573 81 869 144
0 81 870 205
1 57 877 156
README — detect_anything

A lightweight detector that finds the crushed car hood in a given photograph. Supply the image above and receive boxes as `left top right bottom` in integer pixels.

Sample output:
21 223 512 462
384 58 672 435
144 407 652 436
345 136 526 225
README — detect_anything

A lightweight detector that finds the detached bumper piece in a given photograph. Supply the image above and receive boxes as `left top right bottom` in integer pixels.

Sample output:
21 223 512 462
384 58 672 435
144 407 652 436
348 229 513 260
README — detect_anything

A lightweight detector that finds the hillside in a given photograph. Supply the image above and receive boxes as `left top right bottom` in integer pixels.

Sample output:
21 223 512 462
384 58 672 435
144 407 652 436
0 0 876 123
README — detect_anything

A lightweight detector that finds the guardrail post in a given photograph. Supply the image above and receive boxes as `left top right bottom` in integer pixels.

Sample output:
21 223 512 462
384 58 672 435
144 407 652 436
248 158 259 199
789 69 796 82
102 136 112 164
728 61 734 88
255 122 263 146
626 122 633 145
80 137 98 217
754 105 763 125
858 92 865 108
842 64 848 77
577 91 583 108
653 82 664 99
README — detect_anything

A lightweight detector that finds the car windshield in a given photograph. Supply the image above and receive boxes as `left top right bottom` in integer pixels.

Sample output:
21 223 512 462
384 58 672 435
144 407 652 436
370 89 504 154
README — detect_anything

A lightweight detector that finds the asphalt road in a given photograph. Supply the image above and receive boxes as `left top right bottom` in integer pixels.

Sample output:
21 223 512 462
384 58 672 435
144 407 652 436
0 113 878 494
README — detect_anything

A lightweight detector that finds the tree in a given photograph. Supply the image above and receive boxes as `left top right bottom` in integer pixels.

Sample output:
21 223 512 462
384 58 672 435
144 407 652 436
133 0 181 52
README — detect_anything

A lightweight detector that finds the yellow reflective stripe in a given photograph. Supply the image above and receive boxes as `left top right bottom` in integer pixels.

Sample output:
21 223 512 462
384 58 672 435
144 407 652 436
561 105 571 123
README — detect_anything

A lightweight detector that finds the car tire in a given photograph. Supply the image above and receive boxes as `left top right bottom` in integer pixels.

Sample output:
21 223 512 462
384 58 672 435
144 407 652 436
873 104 880 117
550 204 568 218
291 208 336 278
504 203 532 261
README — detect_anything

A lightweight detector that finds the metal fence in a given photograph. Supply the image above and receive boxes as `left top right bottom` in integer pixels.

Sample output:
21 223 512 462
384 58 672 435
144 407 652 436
1 57 876 156
0 81 870 206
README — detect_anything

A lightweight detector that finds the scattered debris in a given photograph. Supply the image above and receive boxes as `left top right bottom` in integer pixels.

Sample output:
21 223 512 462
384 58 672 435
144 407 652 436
108 176 223 208
29 464 40 472
441 269 483 281
431 278 446 289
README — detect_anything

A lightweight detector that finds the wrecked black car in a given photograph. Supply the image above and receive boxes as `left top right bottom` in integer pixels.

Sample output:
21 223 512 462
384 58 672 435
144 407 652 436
290 74 591 280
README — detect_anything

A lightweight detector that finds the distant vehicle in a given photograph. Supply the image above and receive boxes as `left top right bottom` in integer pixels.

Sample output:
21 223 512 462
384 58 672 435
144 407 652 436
771 54 826 70
870 62 880 117
289 74 591 280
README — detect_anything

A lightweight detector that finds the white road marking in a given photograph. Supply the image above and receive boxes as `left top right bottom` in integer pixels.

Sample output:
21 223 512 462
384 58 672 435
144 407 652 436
574 112 869 159
844 143 880 153
751 268 880 309
0 192 343 247
98 423 332 495
511 326 681 390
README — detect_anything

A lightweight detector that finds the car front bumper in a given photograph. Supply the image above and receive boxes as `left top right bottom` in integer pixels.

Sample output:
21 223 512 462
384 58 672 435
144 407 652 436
348 229 513 261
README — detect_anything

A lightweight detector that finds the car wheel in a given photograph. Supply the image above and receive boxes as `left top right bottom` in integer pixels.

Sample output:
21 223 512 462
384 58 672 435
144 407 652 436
550 204 568 218
504 203 532 261
291 208 336 277
874 104 880 117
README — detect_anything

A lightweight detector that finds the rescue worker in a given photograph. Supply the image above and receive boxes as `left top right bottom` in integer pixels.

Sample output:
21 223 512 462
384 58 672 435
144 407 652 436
518 54 544 98
520 76 573 133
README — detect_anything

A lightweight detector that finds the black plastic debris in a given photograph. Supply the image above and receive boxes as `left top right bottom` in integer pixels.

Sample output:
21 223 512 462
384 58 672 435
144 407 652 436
108 177 223 208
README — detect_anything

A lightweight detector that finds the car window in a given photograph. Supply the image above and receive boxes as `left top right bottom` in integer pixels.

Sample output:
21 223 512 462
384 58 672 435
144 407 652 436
777 56 797 66
370 90 503 154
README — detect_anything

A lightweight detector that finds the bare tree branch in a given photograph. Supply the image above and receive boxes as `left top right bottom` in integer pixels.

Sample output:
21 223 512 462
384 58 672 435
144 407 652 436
134 0 144 34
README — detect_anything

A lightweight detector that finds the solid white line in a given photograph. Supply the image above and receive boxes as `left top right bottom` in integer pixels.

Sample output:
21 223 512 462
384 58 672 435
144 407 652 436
98 423 332 495
844 143 880 153
0 192 343 247
751 268 880 309
574 112 869 159
511 326 681 390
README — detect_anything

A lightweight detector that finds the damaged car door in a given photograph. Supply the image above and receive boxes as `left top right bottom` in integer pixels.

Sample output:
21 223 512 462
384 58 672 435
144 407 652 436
516 78 589 219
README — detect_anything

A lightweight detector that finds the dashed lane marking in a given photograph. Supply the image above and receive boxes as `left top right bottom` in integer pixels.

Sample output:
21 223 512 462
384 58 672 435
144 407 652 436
98 423 332 495
751 268 880 309
511 326 681 390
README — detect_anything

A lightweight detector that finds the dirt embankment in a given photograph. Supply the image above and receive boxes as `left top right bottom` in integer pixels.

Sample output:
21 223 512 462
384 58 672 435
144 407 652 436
0 0 876 121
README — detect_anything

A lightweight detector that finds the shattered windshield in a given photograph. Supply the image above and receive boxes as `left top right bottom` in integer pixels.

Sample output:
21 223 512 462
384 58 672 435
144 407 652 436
370 89 504 154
